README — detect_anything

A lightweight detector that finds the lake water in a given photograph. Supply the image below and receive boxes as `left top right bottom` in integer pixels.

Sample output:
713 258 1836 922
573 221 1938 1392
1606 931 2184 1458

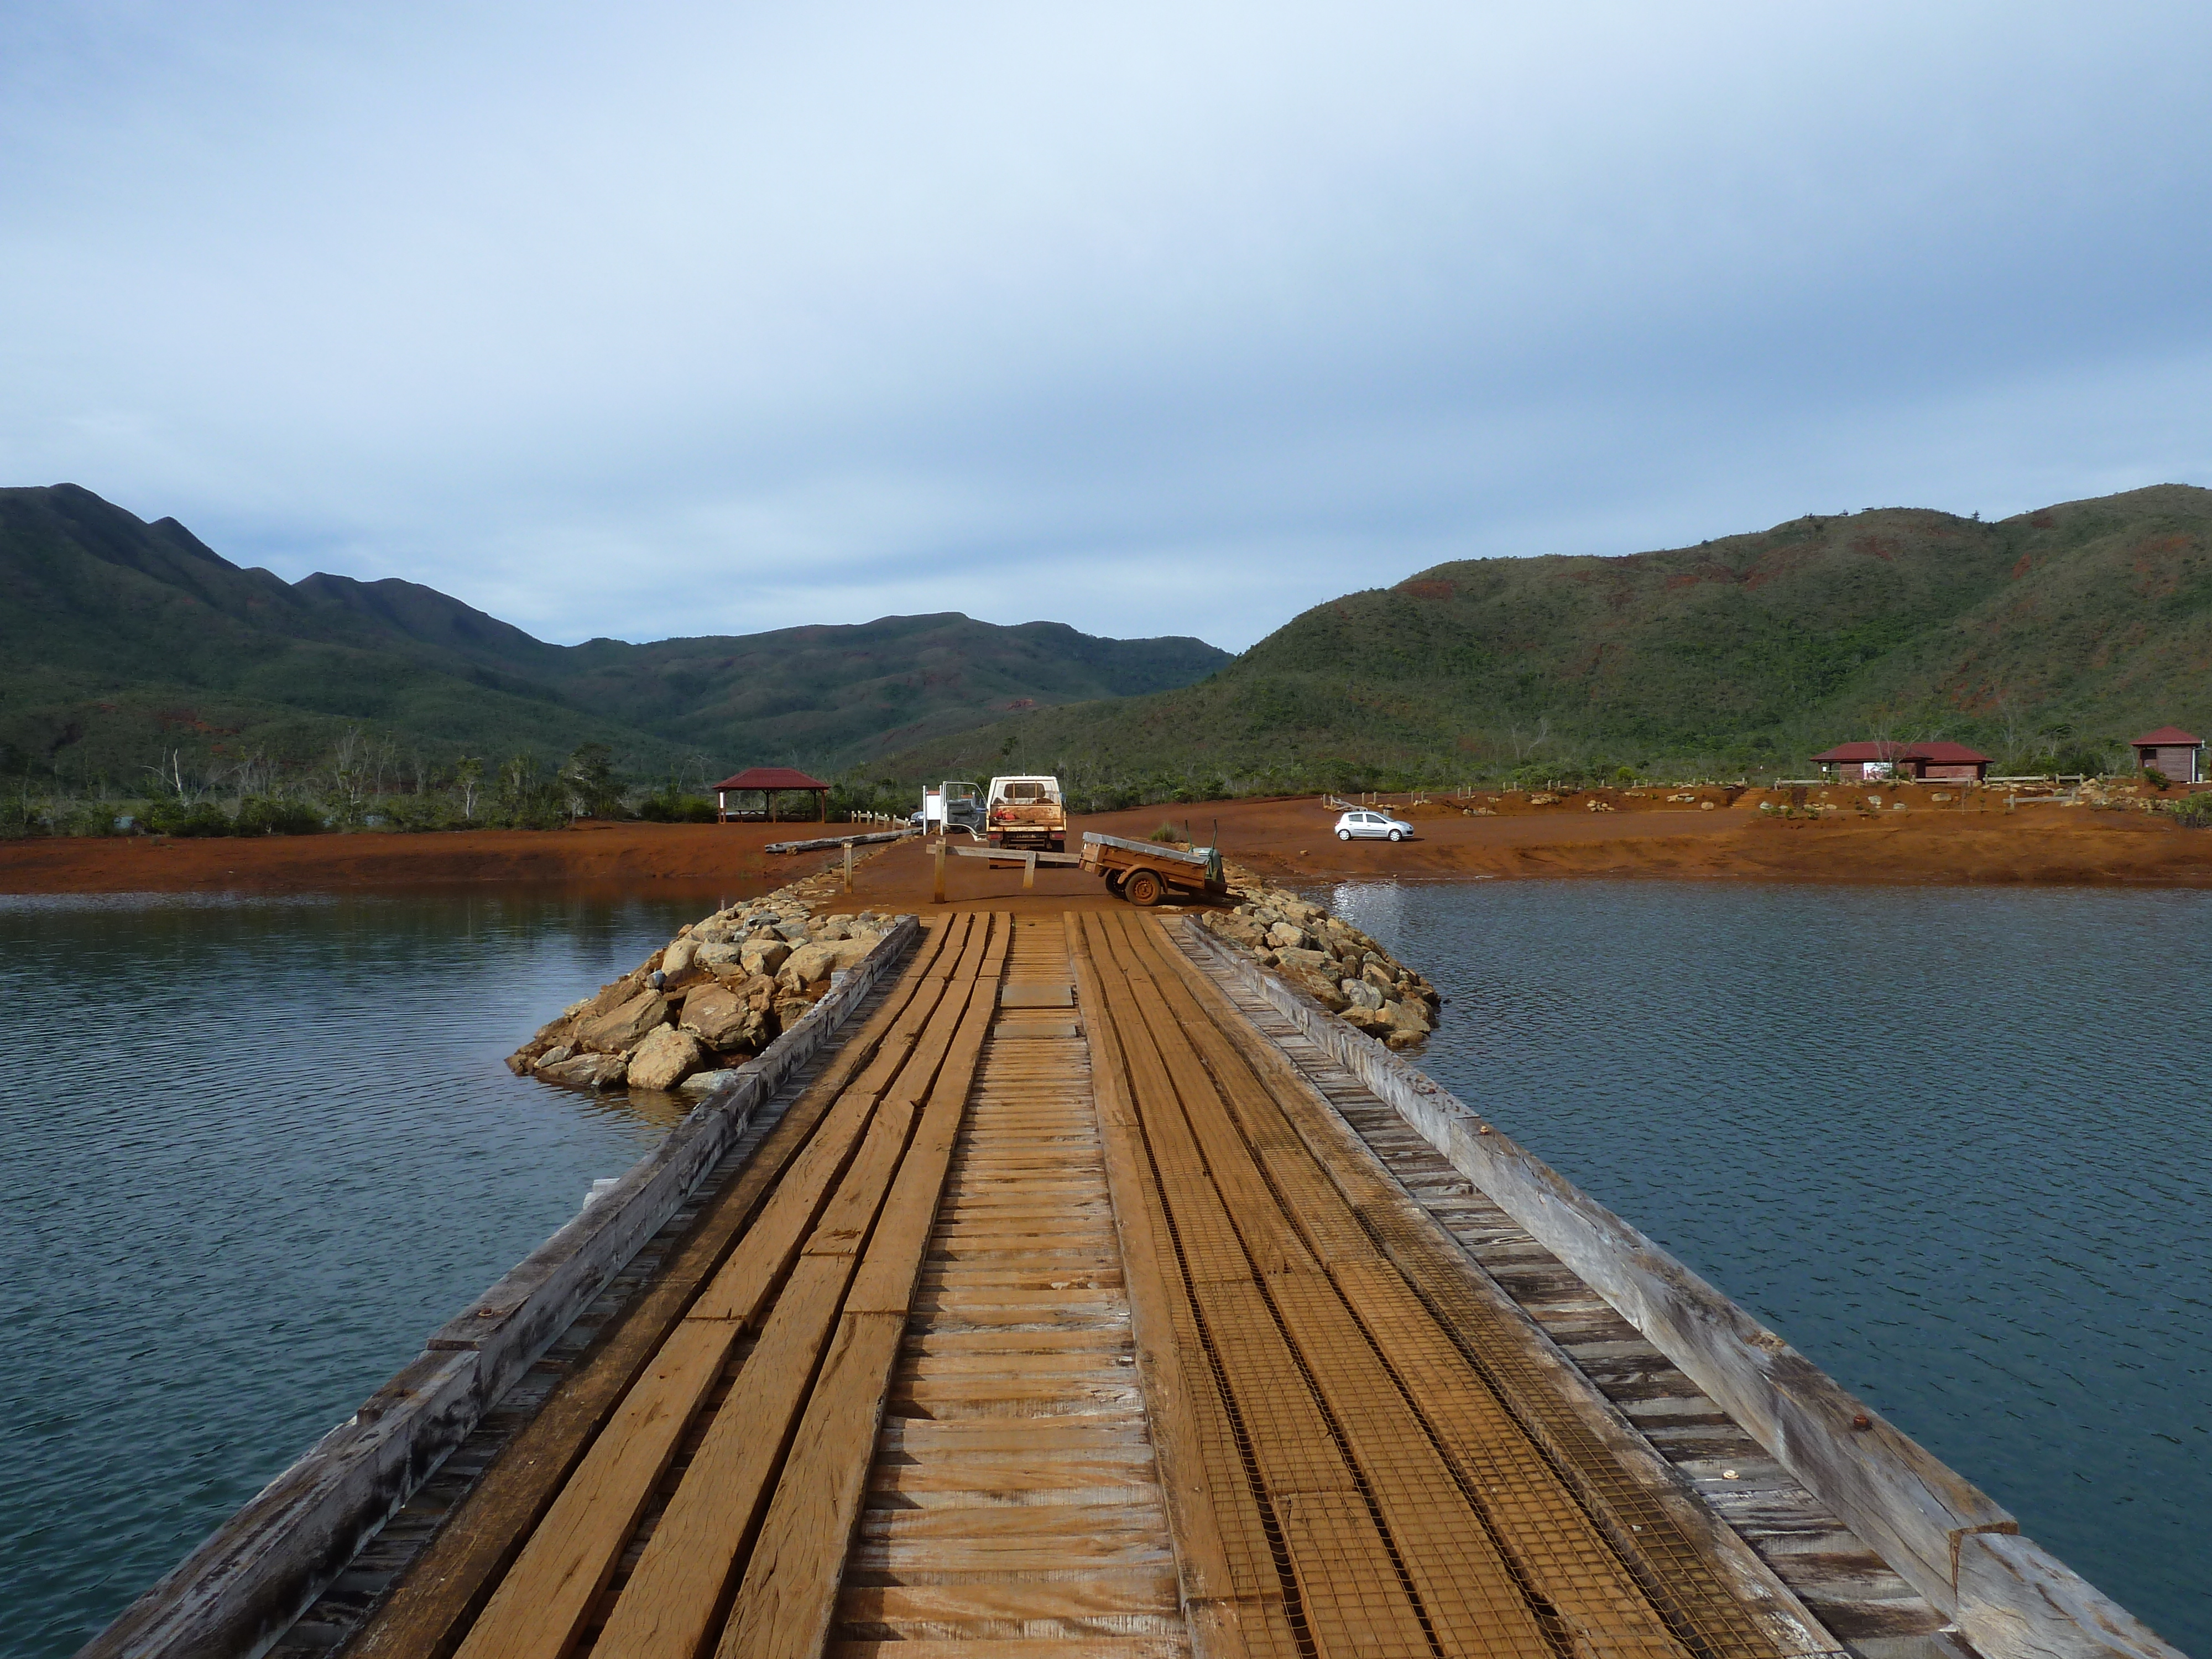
1323 879 2210 1655
3 883 2205 1656
0 889 718 1658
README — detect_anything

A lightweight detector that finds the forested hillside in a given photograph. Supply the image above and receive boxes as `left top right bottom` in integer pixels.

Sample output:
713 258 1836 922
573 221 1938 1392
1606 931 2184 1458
884 484 2212 796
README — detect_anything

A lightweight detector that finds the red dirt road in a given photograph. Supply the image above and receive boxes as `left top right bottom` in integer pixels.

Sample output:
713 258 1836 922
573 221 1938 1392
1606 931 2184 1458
3 797 2206 900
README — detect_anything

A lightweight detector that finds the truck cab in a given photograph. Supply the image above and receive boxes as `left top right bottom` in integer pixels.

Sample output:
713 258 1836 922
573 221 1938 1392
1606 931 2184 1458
985 775 1066 852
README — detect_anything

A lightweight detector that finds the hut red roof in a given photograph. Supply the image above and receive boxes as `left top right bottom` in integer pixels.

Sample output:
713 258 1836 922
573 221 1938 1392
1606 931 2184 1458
1809 740 1987 764
2130 726 2202 747
1906 741 1990 764
712 766 830 791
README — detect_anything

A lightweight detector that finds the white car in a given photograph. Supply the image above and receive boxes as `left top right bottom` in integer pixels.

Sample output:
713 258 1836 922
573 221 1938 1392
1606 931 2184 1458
1335 809 1412 842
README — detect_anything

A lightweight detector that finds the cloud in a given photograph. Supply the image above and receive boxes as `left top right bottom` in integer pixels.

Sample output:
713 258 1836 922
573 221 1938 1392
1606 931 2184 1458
3 0 2209 649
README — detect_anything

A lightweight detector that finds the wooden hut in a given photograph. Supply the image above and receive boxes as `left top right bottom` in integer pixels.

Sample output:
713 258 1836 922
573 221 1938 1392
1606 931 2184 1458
1900 742 1990 782
1810 740 1990 783
712 766 831 823
2130 727 2203 782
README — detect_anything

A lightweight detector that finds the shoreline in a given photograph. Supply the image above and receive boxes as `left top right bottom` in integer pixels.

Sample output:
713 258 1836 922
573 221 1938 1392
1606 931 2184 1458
3 792 2208 898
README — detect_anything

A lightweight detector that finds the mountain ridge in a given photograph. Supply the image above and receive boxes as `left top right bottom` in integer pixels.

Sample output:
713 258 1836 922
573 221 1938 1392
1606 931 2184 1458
0 484 1230 785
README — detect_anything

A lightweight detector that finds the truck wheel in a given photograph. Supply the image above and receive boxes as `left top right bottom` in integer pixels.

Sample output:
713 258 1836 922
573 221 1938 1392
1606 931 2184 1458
1052 837 1065 853
1124 869 1165 907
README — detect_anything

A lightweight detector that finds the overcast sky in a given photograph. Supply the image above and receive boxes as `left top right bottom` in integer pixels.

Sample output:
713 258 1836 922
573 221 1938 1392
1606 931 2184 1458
4 2 2209 651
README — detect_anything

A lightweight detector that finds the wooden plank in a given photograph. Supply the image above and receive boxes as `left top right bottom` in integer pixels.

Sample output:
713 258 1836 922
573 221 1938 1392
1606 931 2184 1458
1079 916 1434 1659
346 927 951 1659
682 1086 884 1324
1119 916 1790 1659
446 1317 740 1659
590 1100 922 1659
715 924 1006 1658
452 1084 910 1656
1072 915 1269 1659
717 1308 909 1658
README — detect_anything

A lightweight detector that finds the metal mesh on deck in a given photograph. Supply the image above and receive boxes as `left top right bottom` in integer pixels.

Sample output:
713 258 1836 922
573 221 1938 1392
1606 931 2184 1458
1082 909 1797 1659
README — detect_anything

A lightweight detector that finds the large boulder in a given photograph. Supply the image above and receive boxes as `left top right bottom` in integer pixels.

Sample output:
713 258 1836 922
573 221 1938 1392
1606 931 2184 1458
1381 998 1432 1036
1340 978 1385 1011
1206 913 1269 950
740 937 791 978
1360 961 1397 995
776 937 874 993
1275 946 1333 975
576 989 670 1053
1266 921 1312 951
1342 1006 1394 1038
537 1051 629 1090
627 1026 706 1091
1287 967 1350 1012
680 983 772 1053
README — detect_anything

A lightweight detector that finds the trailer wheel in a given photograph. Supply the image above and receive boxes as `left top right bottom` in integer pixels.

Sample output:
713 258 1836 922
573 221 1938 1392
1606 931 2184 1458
1104 871 1125 895
1123 869 1165 907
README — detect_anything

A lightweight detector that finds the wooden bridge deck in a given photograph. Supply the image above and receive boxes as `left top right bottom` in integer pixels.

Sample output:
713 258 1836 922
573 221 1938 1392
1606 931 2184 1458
304 909 1910 1659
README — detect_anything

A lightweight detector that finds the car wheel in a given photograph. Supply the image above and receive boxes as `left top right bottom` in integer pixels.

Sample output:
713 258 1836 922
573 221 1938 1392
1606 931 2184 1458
1337 828 1352 841
1387 828 1404 842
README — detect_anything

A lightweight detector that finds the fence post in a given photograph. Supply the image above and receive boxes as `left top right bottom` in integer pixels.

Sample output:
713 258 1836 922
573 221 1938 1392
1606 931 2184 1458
932 836 946 904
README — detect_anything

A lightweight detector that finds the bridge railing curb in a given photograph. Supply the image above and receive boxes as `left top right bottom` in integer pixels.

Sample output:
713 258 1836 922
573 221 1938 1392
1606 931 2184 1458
1176 917 2180 1659
80 915 922 1659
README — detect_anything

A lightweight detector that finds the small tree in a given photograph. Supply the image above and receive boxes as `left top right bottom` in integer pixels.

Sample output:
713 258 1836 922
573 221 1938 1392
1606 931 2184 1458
562 743 622 820
456 755 483 820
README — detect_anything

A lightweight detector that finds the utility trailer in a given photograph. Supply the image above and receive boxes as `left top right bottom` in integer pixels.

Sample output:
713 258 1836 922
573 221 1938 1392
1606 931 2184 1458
1079 831 1227 907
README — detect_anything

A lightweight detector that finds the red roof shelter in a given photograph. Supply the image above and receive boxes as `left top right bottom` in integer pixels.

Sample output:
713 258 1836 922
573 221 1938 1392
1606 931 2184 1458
2131 727 2203 783
712 766 831 823
1809 740 1990 782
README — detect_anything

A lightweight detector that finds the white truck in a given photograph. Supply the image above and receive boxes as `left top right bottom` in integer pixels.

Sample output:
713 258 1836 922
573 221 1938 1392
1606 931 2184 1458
985 775 1066 853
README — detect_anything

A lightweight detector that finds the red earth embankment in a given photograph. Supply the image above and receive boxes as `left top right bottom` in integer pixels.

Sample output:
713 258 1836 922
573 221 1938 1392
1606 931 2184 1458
3 797 2207 900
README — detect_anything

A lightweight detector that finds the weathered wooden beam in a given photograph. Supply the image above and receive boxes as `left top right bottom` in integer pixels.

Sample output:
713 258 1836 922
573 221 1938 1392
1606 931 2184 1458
947 844 1084 865
79 918 922 1659
762 828 912 855
1174 917 2184 1659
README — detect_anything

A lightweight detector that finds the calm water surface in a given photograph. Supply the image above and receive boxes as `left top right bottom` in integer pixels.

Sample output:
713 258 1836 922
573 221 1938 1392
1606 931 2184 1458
0 889 723 1657
1323 880 2209 1653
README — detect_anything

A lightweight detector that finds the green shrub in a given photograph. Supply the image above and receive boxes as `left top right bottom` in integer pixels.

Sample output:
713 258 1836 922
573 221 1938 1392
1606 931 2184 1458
2163 792 2212 829
637 793 719 823
1148 822 1183 843
233 797 326 836
141 800 231 837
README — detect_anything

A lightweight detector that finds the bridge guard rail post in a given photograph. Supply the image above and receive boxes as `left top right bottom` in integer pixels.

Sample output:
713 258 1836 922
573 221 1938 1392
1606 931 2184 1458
81 915 923 1659
1174 917 2184 1659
